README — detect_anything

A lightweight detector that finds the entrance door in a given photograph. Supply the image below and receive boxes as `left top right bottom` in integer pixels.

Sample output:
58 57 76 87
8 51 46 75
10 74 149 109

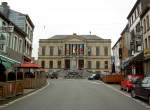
78 60 84 69
65 60 70 69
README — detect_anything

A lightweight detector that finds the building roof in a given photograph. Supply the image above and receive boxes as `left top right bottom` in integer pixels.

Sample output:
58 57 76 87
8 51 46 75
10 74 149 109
25 14 34 29
49 34 103 40
112 36 122 49
140 5 150 18
10 9 35 29
127 0 140 19
0 11 26 37
121 24 129 35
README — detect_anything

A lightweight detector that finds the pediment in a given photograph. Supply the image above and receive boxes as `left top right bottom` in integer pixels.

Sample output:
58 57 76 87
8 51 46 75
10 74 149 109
64 35 86 42
67 38 83 42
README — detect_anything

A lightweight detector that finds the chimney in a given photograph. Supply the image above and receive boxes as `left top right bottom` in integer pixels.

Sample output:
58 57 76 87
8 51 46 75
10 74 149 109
0 2 10 18
73 33 77 35
2 2 8 6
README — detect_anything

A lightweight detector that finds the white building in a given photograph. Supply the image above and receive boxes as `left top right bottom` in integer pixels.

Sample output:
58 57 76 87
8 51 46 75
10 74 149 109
112 38 121 73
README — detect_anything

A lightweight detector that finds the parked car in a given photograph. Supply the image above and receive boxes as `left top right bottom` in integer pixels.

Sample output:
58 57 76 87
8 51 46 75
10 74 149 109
50 72 58 79
120 74 144 92
88 73 100 80
131 77 150 105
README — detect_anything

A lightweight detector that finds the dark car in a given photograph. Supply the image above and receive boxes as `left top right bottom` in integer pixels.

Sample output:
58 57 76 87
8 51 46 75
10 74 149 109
88 73 100 80
131 77 150 105
50 72 58 79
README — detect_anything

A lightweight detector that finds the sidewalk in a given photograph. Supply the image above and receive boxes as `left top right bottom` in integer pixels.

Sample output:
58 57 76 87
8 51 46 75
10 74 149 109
0 89 36 105
101 81 131 96
24 89 36 94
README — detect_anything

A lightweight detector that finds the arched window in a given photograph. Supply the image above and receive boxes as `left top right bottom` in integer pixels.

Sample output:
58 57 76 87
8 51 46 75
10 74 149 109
0 34 5 40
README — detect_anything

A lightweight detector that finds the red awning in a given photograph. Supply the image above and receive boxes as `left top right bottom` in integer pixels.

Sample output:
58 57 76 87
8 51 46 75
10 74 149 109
18 62 41 68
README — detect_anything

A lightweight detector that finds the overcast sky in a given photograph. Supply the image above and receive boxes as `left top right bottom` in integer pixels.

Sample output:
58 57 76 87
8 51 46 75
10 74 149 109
2 0 137 58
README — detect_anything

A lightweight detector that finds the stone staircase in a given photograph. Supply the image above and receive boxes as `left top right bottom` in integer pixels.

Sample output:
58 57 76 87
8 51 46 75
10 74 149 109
55 69 93 78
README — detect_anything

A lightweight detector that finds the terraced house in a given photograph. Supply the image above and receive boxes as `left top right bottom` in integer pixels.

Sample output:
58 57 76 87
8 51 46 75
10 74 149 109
38 33 111 73
0 2 34 62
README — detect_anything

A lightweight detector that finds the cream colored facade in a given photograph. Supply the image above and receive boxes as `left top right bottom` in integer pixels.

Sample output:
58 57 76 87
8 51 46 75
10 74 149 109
38 34 111 73
141 7 150 76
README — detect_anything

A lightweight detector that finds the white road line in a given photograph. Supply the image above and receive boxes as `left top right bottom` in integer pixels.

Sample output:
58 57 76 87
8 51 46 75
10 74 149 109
89 81 150 109
0 80 49 109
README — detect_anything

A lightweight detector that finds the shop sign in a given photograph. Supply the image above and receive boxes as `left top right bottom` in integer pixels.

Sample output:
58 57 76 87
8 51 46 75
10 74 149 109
144 48 150 55
0 26 14 33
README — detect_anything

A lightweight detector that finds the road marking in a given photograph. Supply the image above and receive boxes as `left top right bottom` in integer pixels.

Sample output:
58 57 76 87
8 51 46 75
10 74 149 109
0 80 49 109
89 81 150 109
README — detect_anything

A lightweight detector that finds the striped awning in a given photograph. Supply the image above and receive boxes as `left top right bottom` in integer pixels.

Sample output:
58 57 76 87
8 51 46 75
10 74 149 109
0 55 20 69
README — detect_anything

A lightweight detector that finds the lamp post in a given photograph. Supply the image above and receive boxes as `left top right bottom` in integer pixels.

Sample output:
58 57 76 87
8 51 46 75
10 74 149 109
140 26 144 51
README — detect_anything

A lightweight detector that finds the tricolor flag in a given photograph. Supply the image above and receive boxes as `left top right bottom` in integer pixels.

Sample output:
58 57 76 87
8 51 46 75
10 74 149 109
80 44 84 54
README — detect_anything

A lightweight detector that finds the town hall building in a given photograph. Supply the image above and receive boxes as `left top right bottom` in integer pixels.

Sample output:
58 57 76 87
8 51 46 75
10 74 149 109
38 33 111 73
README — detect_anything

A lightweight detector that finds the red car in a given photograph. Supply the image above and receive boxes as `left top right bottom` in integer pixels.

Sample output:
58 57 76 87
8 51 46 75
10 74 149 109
120 74 144 92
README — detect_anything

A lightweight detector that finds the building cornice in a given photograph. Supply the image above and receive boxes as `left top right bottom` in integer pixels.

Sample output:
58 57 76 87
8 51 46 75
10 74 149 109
39 39 111 43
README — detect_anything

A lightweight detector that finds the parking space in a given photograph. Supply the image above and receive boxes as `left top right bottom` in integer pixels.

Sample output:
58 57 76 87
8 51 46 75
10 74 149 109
90 80 150 109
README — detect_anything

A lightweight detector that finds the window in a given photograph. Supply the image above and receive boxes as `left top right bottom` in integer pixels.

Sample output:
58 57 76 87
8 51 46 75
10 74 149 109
49 61 53 69
41 61 45 68
144 19 146 33
8 33 11 48
96 47 100 56
20 39 22 53
88 61 91 69
58 47 62 56
146 15 150 30
65 44 70 55
0 44 5 51
0 34 5 40
136 23 140 33
24 40 27 53
135 10 137 18
104 61 108 69
87 47 92 56
2 21 6 26
130 18 132 26
13 37 17 50
132 13 135 21
137 6 140 15
79 44 84 55
27 44 29 55
104 47 108 56
132 15 134 23
50 46 54 56
145 38 148 48
149 36 150 48
42 46 45 56
57 61 61 69
96 61 100 69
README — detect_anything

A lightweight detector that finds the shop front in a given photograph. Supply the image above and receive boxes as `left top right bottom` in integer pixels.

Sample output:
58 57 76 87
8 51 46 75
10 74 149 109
0 55 24 99
144 48 150 76
123 52 144 76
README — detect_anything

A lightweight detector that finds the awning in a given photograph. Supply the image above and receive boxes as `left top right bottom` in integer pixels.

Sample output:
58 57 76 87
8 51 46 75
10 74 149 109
0 55 20 64
122 52 144 67
18 62 41 68
0 55 20 69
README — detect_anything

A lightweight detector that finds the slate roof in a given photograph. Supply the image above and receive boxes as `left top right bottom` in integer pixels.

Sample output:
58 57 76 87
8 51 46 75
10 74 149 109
49 35 103 40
